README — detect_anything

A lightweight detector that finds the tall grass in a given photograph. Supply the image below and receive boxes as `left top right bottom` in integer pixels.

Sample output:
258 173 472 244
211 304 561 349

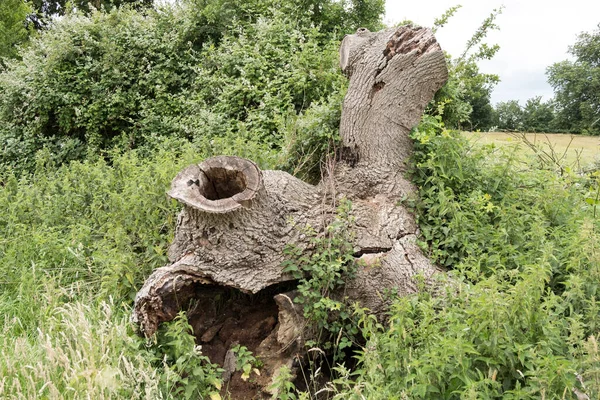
1 147 183 334
0 299 163 399
0 141 204 397
0 136 280 399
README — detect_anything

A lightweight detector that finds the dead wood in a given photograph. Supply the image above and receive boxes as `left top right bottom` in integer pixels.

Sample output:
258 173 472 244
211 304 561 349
132 25 448 399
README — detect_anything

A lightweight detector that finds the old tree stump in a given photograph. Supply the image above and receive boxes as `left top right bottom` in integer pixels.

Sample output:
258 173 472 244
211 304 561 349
133 25 448 398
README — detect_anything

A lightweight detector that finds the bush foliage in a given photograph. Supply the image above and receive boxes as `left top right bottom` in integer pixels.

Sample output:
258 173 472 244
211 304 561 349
330 115 600 398
0 0 381 176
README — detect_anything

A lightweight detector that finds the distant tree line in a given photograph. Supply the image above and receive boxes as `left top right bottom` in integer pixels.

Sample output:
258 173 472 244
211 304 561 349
547 23 600 135
493 97 556 133
487 24 600 135
416 9 598 136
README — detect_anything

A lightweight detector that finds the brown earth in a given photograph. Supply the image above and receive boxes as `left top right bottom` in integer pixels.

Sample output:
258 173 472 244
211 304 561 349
187 286 283 399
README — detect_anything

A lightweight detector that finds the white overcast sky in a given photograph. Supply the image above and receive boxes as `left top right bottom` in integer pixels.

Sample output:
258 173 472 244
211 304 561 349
385 0 600 105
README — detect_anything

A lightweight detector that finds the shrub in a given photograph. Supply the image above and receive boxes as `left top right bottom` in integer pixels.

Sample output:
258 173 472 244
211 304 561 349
0 0 384 175
0 6 206 173
331 114 600 398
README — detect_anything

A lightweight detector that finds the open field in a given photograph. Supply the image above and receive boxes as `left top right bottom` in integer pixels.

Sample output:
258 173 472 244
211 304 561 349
464 131 600 168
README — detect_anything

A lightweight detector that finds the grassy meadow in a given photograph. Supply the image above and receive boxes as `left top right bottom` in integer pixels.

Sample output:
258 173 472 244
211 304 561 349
464 132 600 168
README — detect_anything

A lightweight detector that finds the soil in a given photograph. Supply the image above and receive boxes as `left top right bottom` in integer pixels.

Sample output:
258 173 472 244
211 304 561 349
186 285 282 399
183 283 358 399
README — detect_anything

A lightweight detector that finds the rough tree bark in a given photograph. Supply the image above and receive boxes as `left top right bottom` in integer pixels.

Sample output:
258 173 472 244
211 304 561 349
133 25 448 398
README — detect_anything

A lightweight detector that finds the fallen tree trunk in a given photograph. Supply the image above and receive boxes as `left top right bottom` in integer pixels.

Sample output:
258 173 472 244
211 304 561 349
133 25 448 398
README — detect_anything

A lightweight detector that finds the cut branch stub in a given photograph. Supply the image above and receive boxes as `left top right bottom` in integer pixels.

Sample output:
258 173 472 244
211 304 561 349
168 155 263 213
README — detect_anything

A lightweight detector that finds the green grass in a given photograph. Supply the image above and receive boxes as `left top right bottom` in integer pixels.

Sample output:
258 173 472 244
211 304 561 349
464 131 600 168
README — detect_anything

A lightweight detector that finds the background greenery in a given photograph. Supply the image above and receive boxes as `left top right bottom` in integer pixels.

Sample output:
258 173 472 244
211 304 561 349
478 23 600 134
1 0 599 399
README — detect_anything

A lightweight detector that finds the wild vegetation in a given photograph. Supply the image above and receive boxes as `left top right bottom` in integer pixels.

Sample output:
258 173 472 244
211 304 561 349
429 5 502 132
0 0 32 63
330 117 600 397
1 1 600 399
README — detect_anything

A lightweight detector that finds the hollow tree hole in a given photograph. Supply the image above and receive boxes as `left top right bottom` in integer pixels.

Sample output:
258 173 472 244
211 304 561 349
187 285 279 365
199 167 247 200
183 282 295 399
175 281 359 399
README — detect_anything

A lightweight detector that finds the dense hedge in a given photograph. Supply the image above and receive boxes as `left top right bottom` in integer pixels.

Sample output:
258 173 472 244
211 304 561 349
0 1 384 176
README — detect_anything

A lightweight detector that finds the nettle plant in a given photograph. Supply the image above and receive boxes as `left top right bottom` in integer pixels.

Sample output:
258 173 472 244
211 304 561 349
326 113 600 399
153 311 224 400
283 198 361 354
231 344 262 382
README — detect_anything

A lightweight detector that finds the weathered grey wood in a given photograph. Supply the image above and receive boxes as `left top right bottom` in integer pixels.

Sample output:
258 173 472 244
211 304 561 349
339 27 447 168
133 25 448 399
168 156 264 213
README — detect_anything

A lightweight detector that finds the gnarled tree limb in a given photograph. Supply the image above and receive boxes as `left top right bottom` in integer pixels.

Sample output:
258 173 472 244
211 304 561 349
133 25 448 399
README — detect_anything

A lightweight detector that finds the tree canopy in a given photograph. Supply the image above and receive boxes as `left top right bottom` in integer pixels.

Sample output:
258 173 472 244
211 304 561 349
0 0 32 64
547 24 600 135
28 0 153 28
